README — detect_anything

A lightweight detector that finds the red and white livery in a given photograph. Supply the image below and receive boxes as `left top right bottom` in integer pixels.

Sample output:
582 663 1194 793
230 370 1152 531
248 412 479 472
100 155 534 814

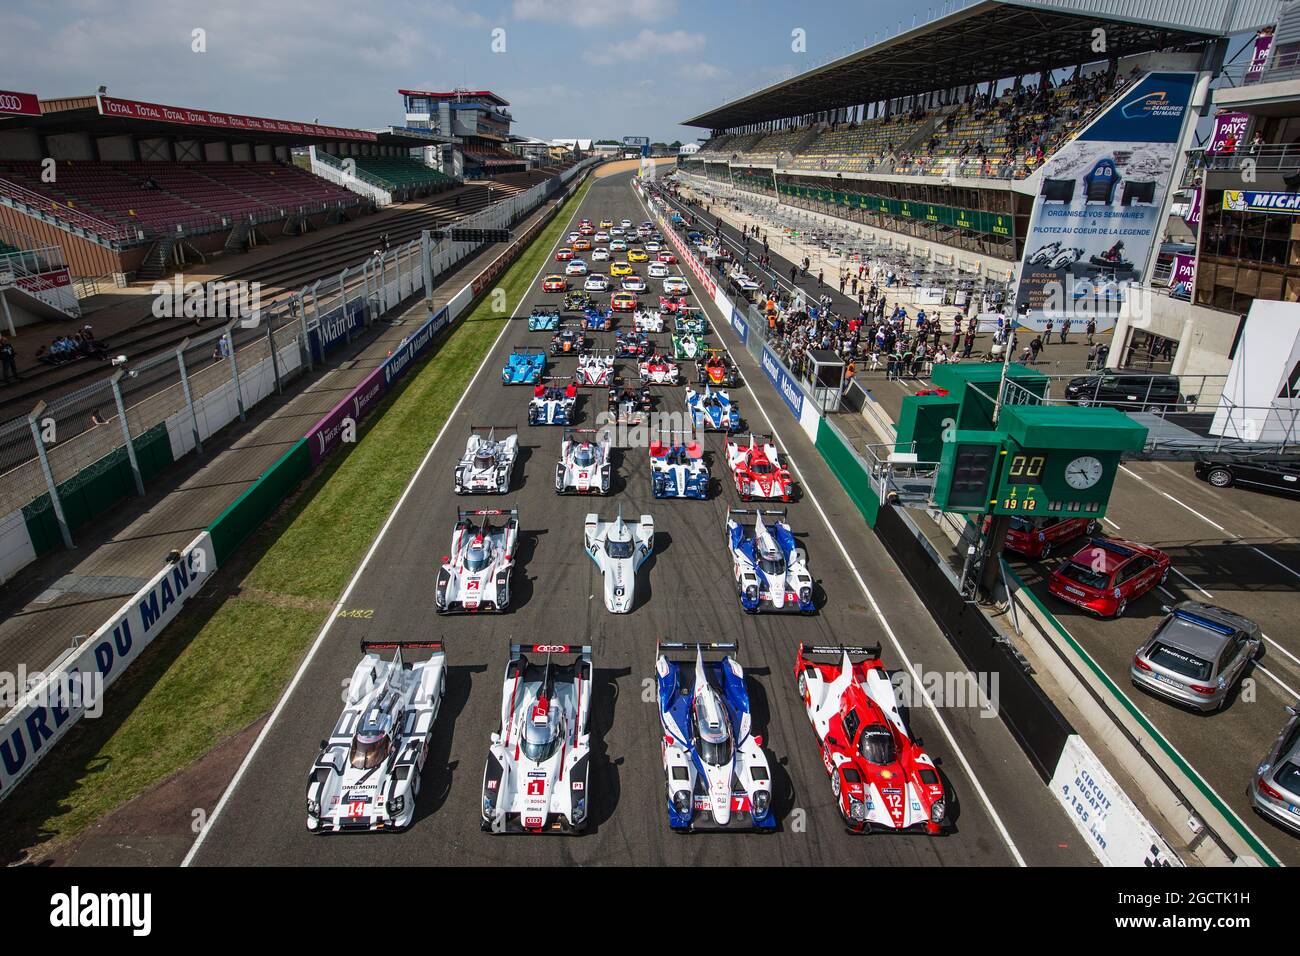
726 434 795 501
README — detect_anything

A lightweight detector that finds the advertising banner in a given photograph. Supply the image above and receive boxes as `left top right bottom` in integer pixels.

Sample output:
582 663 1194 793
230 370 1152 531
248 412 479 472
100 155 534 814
1169 253 1195 299
1013 72 1196 332
1245 31 1275 85
98 95 377 141
1222 189 1300 215
0 90 41 118
761 346 805 419
1209 111 1249 154
309 301 366 362
1186 185 1202 226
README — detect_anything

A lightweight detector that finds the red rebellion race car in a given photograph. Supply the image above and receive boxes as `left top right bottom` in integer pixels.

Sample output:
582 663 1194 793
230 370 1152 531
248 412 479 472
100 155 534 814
726 434 795 501
659 294 690 314
1001 516 1097 560
543 274 567 293
795 644 946 834
555 248 575 261
657 251 678 264
1048 536 1171 617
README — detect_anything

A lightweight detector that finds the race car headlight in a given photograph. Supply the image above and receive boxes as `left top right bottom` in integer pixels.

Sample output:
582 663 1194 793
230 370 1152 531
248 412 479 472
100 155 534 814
673 790 692 813
745 585 759 602
848 796 868 822
931 800 946 824
307 798 321 817
573 797 587 823
799 586 811 604
386 795 405 816
753 790 771 816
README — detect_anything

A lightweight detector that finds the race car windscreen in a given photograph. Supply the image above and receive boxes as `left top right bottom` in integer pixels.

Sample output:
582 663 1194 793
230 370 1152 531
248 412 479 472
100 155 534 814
521 711 563 762
696 735 733 767
464 544 494 573
349 733 391 770
606 537 635 559
573 445 596 467
859 725 897 765
759 554 786 576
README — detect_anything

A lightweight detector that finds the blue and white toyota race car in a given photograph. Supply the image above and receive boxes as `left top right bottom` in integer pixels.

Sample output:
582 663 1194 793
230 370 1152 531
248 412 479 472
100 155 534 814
686 385 741 432
656 642 776 832
727 508 815 614
306 640 447 833
502 346 545 385
528 378 577 426
649 437 710 499
528 304 561 331
481 643 592 834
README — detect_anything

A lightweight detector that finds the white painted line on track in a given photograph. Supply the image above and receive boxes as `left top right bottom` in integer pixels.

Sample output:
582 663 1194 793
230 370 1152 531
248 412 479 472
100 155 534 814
183 181 593 866
1262 633 1300 671
1171 567 1213 600
1256 663 1300 702
1102 516 1121 530
1119 465 1231 535
1253 545 1300 582
638 183 1028 866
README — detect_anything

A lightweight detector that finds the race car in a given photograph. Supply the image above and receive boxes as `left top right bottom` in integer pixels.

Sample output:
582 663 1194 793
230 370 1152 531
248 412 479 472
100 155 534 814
686 385 741 432
638 350 679 385
573 350 615 387
655 642 776 831
676 311 708 334
663 275 689 295
306 640 447 833
628 249 649 263
726 433 796 501
542 274 567 293
615 330 654 358
591 247 610 262
611 291 637 312
481 643 592 834
610 239 628 253
620 218 633 229
610 260 633 277
599 218 613 229
659 294 689 314
528 379 577 426
556 428 612 495
594 230 609 243
550 325 588 355
622 276 647 293
563 290 593 312
573 238 592 252
657 251 678 264
502 346 545 385
673 331 705 361
727 508 814 613
555 248 574 262
648 261 670 279
795 643 946 834
454 425 518 494
435 508 518 614
565 259 588 277
698 348 739 387
528 304 561 331
607 385 653 426
584 273 610 293
650 437 710 499
634 309 665 333
584 507 655 613
582 305 613 331
645 240 661 253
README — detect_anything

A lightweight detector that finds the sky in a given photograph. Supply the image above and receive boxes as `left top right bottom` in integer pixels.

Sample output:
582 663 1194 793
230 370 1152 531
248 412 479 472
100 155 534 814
0 0 935 144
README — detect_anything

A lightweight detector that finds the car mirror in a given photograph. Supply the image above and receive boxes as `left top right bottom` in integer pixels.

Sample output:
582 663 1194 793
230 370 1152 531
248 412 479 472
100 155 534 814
490 732 501 745
319 739 328 752
753 735 764 747
1160 604 1172 614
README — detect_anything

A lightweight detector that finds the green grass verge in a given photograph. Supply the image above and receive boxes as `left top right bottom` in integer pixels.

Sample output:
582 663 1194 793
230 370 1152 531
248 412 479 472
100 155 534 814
0 176 592 862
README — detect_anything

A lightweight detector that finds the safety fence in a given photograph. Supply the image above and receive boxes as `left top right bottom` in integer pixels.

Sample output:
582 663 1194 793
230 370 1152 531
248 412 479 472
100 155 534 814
0 160 596 798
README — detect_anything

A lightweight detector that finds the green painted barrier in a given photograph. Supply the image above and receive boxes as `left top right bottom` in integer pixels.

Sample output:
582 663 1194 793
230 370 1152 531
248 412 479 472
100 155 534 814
22 423 175 556
815 418 880 528
207 439 312 566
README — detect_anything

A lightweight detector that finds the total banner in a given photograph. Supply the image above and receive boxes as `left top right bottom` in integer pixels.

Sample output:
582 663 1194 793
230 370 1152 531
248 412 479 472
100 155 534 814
97 95 377 141
1013 71 1197 332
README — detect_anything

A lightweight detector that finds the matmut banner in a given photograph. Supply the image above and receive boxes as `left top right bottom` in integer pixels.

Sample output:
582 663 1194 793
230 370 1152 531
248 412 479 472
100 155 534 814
98 95 377 141
0 90 41 117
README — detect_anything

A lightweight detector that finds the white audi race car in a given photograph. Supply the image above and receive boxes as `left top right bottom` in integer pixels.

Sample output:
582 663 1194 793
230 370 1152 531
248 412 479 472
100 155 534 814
573 350 615 387
454 425 518 494
634 309 665 333
656 642 776 831
306 640 447 833
556 428 612 495
727 508 815 614
435 508 518 614
481 643 592 834
584 507 654 613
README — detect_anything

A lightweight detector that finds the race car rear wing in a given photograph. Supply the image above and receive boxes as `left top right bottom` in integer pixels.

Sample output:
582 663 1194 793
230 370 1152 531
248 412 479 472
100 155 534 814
469 424 518 439
509 346 545 355
530 303 560 313
457 507 519 521
563 427 606 442
727 507 788 520
510 642 593 659
360 640 445 652
657 641 738 660
799 642 883 660
538 375 571 383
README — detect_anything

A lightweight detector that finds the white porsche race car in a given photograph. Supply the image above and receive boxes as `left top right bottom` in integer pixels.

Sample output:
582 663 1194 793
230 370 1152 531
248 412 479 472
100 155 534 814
481 643 592 834
573 350 615 388
454 425 517 494
306 640 446 833
584 508 654 613
556 428 612 495
435 509 518 614
634 309 665 333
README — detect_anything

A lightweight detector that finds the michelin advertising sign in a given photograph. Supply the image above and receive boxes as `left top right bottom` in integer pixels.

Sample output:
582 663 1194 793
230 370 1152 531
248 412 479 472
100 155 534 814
1014 72 1196 331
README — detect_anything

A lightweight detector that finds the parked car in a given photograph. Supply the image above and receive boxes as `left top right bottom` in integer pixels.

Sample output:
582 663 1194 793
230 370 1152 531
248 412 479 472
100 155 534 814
1131 601 1263 712
1001 516 1097 560
1194 459 1300 497
1251 704 1300 834
1048 536 1171 617
1063 369 1182 411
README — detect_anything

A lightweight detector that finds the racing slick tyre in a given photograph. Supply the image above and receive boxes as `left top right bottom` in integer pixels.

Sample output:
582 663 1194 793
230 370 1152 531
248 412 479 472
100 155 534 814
1159 568 1170 586
797 671 808 700
1206 467 1234 488
1114 599 1128 618
1039 543 1052 559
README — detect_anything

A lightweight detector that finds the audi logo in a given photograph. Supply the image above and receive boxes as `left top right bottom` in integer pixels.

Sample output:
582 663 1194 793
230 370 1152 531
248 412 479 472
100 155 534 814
0 95 27 112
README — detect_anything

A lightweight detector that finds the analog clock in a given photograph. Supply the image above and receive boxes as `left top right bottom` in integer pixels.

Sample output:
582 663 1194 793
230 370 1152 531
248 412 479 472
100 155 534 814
1064 455 1104 490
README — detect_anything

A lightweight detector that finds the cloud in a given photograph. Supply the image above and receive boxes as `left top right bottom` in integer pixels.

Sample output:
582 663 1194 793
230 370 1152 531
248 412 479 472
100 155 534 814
512 0 673 28
586 28 705 65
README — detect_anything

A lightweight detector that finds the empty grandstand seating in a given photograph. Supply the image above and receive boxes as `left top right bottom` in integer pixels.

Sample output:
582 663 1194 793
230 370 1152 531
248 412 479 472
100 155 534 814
350 156 453 194
0 160 364 244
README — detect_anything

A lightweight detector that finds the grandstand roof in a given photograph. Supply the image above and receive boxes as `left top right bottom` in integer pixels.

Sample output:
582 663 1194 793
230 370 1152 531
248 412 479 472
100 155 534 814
682 0 1284 129
374 126 453 147
398 89 510 107
0 93 378 144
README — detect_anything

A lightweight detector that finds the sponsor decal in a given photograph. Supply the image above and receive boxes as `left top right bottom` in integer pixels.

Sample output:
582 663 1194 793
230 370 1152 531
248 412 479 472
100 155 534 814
0 90 41 117
1222 190 1300 215
98 95 376 141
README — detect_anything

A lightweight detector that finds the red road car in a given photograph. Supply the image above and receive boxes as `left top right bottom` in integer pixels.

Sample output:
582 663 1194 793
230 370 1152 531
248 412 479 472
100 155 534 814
1002 516 1097 560
795 644 946 834
1048 537 1171 617
658 294 689 313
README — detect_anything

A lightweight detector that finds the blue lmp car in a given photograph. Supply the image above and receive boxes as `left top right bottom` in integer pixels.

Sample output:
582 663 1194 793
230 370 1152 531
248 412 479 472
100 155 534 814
685 385 741 432
655 642 776 831
582 306 613 331
502 347 546 385
528 305 561 331
649 439 710 499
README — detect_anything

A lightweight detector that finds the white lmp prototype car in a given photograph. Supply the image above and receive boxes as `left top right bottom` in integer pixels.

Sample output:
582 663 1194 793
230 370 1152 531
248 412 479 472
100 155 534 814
574 351 615 387
584 508 654 613
454 425 518 494
634 309 665 333
556 428 612 495
435 509 518 614
306 640 446 832
481 643 592 834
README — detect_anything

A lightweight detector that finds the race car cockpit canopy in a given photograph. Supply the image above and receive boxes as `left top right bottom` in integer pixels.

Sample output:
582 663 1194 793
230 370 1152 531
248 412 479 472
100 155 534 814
350 708 394 770
464 537 494 573
859 724 897 766
474 448 496 471
572 443 597 467
521 696 564 762
693 689 733 767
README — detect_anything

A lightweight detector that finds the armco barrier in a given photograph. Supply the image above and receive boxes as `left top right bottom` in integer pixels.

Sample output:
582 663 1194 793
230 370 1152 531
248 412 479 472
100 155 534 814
207 439 312 566
814 418 880 527
0 531 215 798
